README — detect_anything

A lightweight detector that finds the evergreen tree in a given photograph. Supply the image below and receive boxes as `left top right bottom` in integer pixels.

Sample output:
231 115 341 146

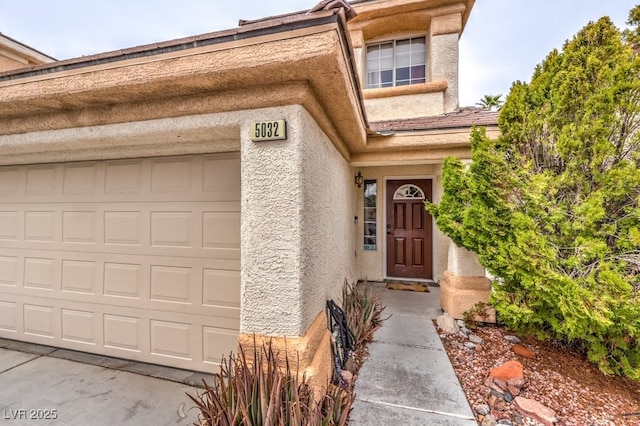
428 12 640 379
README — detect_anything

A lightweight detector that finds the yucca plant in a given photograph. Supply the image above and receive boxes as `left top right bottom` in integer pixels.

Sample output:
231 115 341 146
341 280 387 347
188 341 353 426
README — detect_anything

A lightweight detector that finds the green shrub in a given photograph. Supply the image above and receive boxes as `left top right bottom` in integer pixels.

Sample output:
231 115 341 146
427 11 640 380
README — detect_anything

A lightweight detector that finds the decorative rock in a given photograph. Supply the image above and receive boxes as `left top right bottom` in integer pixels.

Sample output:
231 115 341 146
498 420 513 425
511 344 536 359
507 377 525 396
475 404 491 416
489 361 524 382
480 414 498 426
469 334 485 345
487 394 499 409
452 341 465 350
485 377 506 394
504 335 522 344
460 326 472 336
513 412 524 425
492 377 508 393
464 342 477 350
507 377 525 389
457 319 466 327
507 385 521 397
437 313 460 334
514 397 558 426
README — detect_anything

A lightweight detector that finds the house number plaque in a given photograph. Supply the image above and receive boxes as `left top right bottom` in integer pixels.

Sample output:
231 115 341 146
251 120 287 141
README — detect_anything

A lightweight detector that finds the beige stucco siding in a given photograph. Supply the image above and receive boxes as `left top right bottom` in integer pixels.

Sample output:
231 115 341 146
364 92 445 121
241 105 356 337
430 32 460 112
298 106 357 334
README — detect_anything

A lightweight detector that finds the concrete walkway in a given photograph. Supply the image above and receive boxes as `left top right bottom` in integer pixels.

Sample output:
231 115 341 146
349 283 477 425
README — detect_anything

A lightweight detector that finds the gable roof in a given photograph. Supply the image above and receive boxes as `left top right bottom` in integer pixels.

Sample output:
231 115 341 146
0 33 56 68
0 2 356 82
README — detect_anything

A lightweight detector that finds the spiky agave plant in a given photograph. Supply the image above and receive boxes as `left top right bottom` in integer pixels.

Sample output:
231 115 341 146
341 280 387 347
188 340 353 425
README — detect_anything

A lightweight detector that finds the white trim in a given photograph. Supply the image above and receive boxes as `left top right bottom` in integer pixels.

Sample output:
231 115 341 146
383 175 437 281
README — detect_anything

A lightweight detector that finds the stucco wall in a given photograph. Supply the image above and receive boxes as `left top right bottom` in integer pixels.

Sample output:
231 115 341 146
430 32 459 113
298 108 357 333
241 105 356 337
355 164 451 283
363 92 445 122
447 243 485 277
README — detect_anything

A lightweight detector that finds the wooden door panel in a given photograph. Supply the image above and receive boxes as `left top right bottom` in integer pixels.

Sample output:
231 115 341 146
394 204 406 230
412 203 424 230
386 180 433 279
412 238 424 267
394 237 406 266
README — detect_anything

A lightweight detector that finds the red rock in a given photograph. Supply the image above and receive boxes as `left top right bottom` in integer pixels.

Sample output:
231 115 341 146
484 377 505 394
507 384 521 396
515 396 558 425
487 394 499 409
492 377 508 392
512 344 536 359
507 377 525 388
489 360 524 382
507 377 526 396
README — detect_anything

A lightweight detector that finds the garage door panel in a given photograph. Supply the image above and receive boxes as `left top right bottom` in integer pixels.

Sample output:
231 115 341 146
0 211 20 241
0 299 18 332
26 165 58 196
1 291 240 370
63 162 99 195
23 303 57 339
61 308 96 345
0 251 239 318
0 167 20 195
5 156 239 204
0 153 240 372
25 211 58 243
0 256 18 286
24 257 58 291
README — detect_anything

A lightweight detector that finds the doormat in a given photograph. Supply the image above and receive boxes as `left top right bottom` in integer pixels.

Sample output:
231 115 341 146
385 282 430 292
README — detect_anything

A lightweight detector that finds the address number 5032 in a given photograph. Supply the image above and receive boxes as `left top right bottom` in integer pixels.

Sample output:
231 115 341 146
251 120 287 142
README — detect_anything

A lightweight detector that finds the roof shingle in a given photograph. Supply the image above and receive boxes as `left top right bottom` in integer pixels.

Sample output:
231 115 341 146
369 107 499 133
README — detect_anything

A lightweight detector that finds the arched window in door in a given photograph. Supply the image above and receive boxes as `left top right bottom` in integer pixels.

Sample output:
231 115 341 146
393 184 425 200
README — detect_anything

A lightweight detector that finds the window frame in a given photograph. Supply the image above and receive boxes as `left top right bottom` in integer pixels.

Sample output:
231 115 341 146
363 180 377 251
365 36 427 89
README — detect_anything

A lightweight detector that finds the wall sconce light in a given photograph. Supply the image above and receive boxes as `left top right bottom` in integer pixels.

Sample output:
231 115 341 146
354 171 364 188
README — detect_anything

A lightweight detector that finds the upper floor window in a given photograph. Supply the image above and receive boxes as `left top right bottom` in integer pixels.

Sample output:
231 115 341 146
366 37 426 89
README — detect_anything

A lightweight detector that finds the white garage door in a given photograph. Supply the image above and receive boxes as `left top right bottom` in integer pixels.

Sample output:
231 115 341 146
0 153 240 372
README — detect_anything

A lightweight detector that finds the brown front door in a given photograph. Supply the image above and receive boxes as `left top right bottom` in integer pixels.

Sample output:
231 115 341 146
386 179 433 280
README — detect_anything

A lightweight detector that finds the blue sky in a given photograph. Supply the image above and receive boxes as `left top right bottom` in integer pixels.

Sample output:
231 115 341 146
0 1 636 106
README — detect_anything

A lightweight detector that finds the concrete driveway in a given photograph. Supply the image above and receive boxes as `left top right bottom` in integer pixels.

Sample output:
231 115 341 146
0 340 216 425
